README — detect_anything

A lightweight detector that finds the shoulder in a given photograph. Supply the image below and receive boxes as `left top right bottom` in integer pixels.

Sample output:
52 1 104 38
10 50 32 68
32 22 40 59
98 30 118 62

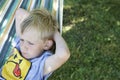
26 51 52 79
30 51 52 63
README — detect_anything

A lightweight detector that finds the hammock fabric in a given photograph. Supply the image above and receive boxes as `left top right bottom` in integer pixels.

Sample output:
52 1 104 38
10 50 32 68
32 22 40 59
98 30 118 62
0 0 63 68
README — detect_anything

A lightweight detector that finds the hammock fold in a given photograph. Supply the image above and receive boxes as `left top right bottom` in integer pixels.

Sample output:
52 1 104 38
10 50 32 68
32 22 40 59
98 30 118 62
0 0 63 68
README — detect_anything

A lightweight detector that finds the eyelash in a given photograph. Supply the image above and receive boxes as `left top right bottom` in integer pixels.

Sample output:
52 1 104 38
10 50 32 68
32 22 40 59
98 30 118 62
28 42 34 45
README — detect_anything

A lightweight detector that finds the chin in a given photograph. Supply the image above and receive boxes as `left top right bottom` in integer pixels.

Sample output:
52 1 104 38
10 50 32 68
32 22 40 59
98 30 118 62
24 56 35 60
22 54 30 60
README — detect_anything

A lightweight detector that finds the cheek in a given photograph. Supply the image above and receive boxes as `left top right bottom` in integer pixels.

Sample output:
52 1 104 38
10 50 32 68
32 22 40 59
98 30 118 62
29 46 43 55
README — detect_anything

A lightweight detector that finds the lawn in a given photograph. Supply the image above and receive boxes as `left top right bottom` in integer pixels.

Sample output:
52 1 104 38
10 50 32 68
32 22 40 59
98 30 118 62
49 0 120 80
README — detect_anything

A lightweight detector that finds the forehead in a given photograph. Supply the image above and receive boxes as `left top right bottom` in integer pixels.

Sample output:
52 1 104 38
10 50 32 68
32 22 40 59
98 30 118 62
20 28 42 43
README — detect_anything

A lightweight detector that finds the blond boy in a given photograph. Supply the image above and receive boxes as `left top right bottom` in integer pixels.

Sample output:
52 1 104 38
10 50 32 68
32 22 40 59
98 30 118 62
0 8 70 80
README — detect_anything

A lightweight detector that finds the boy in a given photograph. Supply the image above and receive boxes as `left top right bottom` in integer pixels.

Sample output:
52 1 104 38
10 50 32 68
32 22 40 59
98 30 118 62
0 8 70 80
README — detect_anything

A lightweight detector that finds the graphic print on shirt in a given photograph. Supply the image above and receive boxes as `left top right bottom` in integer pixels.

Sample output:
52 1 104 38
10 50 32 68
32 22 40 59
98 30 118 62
6 54 22 78
1 48 31 80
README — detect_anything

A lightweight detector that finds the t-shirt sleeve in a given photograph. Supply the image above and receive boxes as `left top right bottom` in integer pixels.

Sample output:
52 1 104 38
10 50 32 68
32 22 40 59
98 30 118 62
0 76 5 80
43 72 52 80
26 51 53 80
42 52 53 80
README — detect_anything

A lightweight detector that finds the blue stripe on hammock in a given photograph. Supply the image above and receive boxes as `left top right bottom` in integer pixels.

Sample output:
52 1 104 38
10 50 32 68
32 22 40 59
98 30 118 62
0 0 14 33
0 21 16 67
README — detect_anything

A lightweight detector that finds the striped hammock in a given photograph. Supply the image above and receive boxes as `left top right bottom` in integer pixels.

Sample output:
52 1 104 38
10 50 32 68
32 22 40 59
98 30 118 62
0 0 63 68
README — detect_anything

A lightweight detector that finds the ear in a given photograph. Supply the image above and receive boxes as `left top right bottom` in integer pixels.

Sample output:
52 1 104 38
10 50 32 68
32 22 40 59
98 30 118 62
44 40 53 50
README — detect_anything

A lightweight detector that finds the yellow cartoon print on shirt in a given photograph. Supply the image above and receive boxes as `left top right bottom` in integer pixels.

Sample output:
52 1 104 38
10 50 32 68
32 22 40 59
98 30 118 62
2 48 31 80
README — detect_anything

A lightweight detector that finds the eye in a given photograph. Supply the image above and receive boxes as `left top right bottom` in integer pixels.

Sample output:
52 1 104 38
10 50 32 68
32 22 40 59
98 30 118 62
28 42 34 45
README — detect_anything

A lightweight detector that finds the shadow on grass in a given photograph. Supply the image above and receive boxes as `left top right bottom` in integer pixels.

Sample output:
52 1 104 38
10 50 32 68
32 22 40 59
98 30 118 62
49 0 120 80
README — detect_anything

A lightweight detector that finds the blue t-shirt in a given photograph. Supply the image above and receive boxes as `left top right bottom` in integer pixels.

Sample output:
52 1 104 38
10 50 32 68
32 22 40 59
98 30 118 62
26 51 52 80
0 37 53 80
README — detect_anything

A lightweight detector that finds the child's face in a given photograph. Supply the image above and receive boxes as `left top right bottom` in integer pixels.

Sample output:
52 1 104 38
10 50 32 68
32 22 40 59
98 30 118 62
19 28 45 59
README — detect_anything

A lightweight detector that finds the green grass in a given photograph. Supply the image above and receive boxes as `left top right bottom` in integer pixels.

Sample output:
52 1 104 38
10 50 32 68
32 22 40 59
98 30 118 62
49 0 120 80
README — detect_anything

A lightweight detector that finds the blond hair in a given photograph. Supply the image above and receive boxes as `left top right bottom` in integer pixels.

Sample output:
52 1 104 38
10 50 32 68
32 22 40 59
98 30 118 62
20 8 58 40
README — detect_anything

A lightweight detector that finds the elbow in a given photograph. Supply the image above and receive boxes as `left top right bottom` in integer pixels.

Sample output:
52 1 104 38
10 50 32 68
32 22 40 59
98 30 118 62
60 50 70 62
15 8 21 16
55 47 70 63
65 50 70 61
15 8 21 19
15 8 27 17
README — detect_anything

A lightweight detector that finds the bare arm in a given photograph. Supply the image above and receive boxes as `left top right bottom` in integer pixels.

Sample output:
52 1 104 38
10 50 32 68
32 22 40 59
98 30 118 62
44 31 70 75
15 8 29 36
